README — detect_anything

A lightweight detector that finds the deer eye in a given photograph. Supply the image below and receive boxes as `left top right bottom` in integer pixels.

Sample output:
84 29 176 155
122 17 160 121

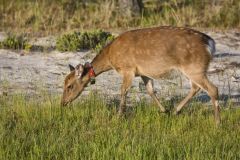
67 84 73 90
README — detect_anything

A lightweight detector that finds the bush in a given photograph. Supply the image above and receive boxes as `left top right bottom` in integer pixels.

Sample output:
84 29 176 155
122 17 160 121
0 34 31 50
56 30 115 52
93 35 115 53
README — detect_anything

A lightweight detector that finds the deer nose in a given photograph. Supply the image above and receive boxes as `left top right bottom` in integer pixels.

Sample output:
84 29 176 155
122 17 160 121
60 100 67 107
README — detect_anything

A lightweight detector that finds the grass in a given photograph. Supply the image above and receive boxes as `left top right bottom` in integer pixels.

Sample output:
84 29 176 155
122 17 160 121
0 0 239 35
0 93 240 159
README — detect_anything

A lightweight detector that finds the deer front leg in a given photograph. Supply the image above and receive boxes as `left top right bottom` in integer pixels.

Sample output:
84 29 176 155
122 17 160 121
118 72 134 115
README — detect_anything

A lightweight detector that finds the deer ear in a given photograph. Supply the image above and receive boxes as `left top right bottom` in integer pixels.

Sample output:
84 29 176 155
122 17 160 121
75 64 84 79
69 64 75 72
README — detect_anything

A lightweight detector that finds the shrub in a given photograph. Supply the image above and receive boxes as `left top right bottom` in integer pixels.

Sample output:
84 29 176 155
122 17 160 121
0 34 31 50
56 30 115 53
93 34 115 53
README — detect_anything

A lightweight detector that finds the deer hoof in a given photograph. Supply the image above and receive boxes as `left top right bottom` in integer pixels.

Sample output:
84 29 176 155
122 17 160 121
158 109 170 116
173 109 181 115
117 108 126 116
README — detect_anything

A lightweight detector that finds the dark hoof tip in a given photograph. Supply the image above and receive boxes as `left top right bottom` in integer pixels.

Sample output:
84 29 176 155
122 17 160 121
173 110 181 115
158 109 170 116
215 119 221 127
117 109 126 117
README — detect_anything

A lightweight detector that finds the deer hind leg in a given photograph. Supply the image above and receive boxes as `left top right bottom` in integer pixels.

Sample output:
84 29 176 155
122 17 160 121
174 81 200 115
187 73 221 125
141 76 167 113
118 71 134 115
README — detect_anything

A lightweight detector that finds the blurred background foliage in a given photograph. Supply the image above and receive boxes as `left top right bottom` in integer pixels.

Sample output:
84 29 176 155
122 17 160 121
0 0 239 35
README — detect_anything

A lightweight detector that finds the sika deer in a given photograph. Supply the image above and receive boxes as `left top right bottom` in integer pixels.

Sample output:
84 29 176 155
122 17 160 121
61 26 221 125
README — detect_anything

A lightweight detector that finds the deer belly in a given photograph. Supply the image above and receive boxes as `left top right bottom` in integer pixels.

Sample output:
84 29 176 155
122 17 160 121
136 65 173 79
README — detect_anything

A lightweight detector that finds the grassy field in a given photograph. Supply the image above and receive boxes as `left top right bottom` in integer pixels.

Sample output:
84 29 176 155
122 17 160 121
1 0 239 35
0 93 240 160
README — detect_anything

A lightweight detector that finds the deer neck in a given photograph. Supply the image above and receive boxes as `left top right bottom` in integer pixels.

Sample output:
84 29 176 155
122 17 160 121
91 47 112 76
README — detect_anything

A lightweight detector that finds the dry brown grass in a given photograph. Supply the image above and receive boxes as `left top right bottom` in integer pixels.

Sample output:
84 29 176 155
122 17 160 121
0 0 239 35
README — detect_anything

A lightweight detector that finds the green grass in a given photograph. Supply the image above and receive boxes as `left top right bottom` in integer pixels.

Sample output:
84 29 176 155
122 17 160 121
0 93 240 160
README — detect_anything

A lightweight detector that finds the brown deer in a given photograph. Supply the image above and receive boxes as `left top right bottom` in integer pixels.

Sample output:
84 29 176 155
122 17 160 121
61 26 221 125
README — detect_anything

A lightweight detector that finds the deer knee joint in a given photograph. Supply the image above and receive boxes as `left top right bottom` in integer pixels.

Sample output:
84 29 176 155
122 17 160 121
209 85 218 99
146 83 155 95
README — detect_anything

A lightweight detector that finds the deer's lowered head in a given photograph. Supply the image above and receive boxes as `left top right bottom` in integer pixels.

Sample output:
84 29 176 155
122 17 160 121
61 63 96 106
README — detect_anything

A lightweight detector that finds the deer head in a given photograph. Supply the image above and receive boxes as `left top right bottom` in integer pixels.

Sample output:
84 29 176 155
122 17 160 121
61 63 95 106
